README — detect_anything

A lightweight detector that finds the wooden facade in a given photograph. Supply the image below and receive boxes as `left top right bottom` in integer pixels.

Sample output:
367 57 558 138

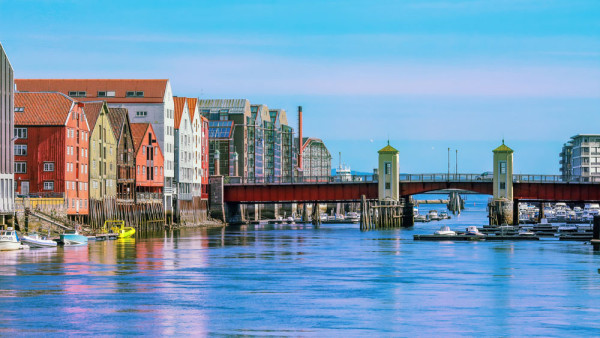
85 101 117 201
14 92 90 216
131 123 164 202
107 108 136 201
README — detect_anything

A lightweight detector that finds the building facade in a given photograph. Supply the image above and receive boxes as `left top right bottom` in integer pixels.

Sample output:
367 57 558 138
199 99 251 177
107 108 136 201
14 79 176 212
173 97 193 202
0 43 14 225
560 134 600 182
131 123 164 201
14 92 90 216
298 137 332 180
84 101 117 201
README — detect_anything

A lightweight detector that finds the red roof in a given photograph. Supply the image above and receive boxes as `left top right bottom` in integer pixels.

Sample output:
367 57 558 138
130 123 150 152
15 79 169 103
82 101 105 132
173 96 187 129
187 97 198 121
14 92 76 126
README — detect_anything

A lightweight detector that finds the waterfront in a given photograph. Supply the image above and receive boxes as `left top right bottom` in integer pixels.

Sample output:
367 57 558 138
2 195 600 335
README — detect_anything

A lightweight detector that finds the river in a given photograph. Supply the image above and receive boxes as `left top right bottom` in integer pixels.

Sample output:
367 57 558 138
1 194 600 335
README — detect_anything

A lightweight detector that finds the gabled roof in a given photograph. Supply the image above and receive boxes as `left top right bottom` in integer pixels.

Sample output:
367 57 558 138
15 79 169 103
107 107 130 142
173 96 188 129
82 101 106 132
187 98 198 121
14 92 75 126
130 123 150 152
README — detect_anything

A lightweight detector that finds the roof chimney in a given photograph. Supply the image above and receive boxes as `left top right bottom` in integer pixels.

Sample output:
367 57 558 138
298 106 303 170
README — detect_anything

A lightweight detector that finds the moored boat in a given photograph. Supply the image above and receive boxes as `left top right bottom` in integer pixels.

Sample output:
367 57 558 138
60 230 88 246
0 228 24 251
21 233 57 248
434 226 456 236
465 226 485 237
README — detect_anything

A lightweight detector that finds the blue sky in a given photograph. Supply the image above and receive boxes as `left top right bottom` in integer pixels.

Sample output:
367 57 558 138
1 0 599 174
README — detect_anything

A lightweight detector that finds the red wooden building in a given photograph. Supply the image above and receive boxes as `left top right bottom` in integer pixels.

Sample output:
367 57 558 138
130 123 164 201
14 92 90 216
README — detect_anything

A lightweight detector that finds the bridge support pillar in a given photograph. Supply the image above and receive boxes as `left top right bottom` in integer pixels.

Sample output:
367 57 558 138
209 176 226 223
262 204 279 220
513 199 519 225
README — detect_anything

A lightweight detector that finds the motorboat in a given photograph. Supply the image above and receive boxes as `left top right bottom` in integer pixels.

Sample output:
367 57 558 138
439 211 450 220
465 226 485 236
517 229 536 237
555 209 567 222
434 226 456 236
428 210 440 221
103 220 135 239
345 212 360 223
414 214 429 222
21 233 57 248
0 228 24 251
59 230 88 246
286 216 295 224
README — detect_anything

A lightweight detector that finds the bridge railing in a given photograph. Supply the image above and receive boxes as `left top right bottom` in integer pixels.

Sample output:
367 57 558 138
225 175 378 185
399 173 491 182
513 175 600 183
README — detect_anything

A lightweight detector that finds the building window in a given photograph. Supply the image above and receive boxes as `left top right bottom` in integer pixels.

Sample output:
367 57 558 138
136 111 148 117
500 182 506 190
68 91 86 97
385 182 391 189
14 107 25 113
15 162 26 173
14 128 27 139
499 161 507 174
127 91 144 97
43 181 54 191
43 162 55 172
385 162 391 175
14 144 27 156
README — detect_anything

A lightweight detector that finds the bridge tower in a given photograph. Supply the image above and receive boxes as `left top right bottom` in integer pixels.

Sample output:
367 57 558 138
490 140 514 225
378 142 399 201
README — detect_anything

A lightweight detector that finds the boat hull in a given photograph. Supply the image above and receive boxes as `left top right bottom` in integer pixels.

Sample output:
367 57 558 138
117 228 135 239
60 234 88 246
21 236 57 248
0 241 23 251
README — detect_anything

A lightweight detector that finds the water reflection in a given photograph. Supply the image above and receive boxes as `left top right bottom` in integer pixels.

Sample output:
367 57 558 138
1 201 600 335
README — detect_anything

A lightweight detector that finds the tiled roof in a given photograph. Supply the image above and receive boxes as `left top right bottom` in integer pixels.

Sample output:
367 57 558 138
187 97 198 121
82 101 105 132
14 92 75 126
15 79 169 103
173 96 187 129
107 107 129 142
130 123 150 152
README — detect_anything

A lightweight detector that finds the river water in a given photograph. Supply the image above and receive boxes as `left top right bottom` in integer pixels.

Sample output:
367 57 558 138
2 194 600 336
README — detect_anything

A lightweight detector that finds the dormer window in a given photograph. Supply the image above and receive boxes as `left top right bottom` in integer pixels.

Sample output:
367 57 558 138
126 91 144 97
98 91 116 97
14 107 24 112
68 91 86 97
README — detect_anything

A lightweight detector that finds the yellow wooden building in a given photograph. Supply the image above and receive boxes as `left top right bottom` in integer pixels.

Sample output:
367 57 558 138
85 101 118 200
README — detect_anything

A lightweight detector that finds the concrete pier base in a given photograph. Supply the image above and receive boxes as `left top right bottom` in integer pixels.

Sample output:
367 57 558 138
488 198 514 225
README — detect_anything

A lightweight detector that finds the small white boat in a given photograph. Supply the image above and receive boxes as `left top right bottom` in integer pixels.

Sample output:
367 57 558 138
434 226 456 236
518 229 536 237
21 233 57 248
428 210 440 221
346 212 360 223
286 216 295 224
465 226 485 236
0 228 24 251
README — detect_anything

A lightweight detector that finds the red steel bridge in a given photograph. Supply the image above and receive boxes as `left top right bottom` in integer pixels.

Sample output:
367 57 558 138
223 174 600 203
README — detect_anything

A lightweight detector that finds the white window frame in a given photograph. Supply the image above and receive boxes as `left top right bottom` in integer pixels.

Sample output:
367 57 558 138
43 162 55 172
43 181 54 191
15 162 26 173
